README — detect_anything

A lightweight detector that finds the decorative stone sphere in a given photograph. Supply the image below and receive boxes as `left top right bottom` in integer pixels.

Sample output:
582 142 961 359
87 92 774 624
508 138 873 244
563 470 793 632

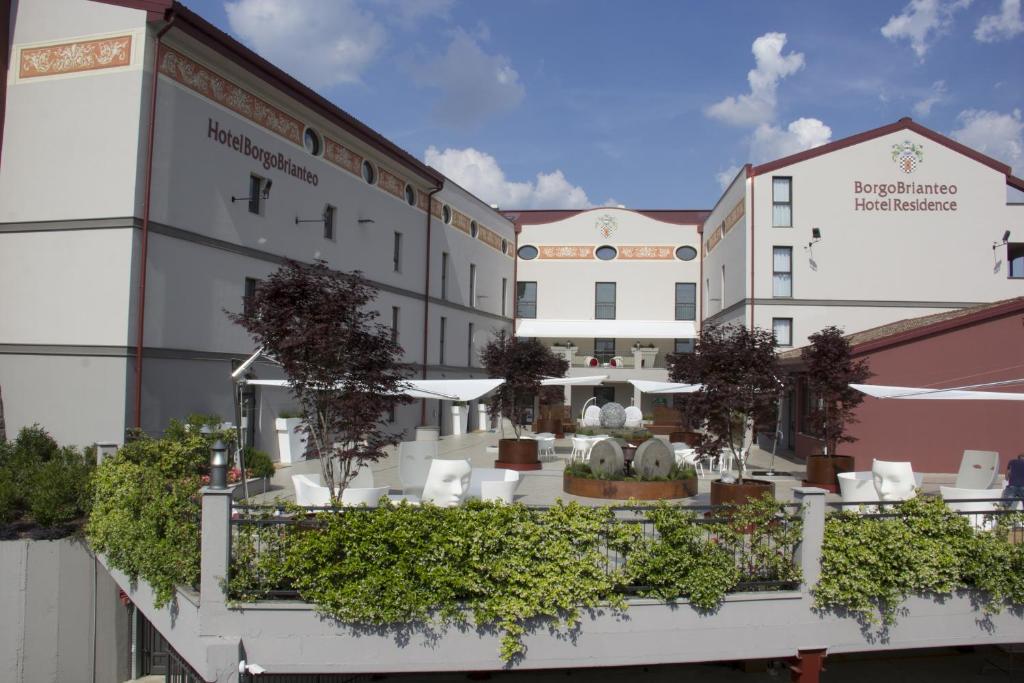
599 402 626 428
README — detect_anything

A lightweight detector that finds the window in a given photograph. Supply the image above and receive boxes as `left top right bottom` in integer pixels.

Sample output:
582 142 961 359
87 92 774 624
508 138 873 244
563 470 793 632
501 278 508 316
467 322 474 367
501 239 509 255
720 265 725 304
469 263 477 308
517 245 538 260
595 282 616 319
442 205 452 224
391 306 399 344
247 174 264 215
303 127 322 156
393 232 402 272
362 160 376 185
675 245 697 261
773 246 793 297
773 177 792 227
323 204 335 240
470 221 478 238
1009 243 1024 278
517 281 537 318
439 316 447 365
440 252 449 299
675 282 696 320
773 318 793 347
243 277 258 316
404 184 416 206
595 245 617 260
674 338 694 354
594 338 616 364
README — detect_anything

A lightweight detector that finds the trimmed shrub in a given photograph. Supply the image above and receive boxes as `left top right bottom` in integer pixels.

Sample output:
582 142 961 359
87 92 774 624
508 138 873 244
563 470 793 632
244 448 275 480
28 447 94 527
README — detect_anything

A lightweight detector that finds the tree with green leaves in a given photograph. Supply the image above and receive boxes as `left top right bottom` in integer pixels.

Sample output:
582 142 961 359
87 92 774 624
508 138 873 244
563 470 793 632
801 326 872 456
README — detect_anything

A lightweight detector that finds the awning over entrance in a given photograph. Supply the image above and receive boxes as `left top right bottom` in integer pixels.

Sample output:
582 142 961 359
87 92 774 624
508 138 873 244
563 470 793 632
515 319 697 339
628 379 703 394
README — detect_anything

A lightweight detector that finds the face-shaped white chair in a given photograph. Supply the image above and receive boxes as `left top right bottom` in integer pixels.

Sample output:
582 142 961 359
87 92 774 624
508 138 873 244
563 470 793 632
398 441 438 494
292 474 331 507
340 486 389 508
940 486 1000 530
421 459 472 507
349 463 375 488
838 471 880 505
872 460 919 501
955 450 999 490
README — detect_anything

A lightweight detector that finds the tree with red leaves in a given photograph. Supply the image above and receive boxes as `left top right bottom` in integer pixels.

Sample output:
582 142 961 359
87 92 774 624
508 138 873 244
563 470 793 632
229 260 411 497
801 326 872 456
481 332 568 439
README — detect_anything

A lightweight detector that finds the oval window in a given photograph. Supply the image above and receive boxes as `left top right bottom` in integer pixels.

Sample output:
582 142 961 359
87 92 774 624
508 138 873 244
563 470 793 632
362 160 376 185
470 220 478 238
404 184 416 206
595 245 617 260
442 205 452 224
303 127 322 156
675 245 698 261
517 245 538 260
501 239 509 254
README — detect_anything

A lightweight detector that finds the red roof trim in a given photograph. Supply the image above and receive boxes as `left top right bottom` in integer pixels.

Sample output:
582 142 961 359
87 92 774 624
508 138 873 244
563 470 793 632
89 0 174 21
851 297 1024 356
751 117 1012 178
1008 175 1024 192
159 3 443 187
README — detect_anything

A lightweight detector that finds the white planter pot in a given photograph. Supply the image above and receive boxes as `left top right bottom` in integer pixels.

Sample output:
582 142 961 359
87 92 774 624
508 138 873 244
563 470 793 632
477 403 490 432
450 405 469 436
275 417 307 464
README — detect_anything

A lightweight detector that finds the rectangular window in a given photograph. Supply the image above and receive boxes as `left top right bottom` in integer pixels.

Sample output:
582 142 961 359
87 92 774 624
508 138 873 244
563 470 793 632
243 277 258 316
773 177 792 227
595 282 616 319
773 246 793 297
773 317 793 347
516 281 537 318
1009 243 1024 278
391 306 399 344
674 338 694 354
674 282 696 320
248 174 263 215
439 316 447 365
323 205 335 240
467 322 474 367
393 232 402 272
720 265 725 305
441 252 449 300
594 338 616 364
469 263 477 308
501 278 508 317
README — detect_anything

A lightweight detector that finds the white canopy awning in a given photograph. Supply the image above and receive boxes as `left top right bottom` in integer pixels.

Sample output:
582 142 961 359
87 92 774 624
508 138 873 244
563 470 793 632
515 319 697 339
851 382 1024 401
540 375 608 386
629 379 703 394
241 378 505 401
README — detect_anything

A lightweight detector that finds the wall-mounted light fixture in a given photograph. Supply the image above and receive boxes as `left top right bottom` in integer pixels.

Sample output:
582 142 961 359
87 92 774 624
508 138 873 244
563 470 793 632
231 178 272 203
295 206 331 227
993 229 1011 250
807 227 822 248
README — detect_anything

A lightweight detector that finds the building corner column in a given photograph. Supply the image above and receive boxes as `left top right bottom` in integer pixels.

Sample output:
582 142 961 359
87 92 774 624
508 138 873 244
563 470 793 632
199 487 232 634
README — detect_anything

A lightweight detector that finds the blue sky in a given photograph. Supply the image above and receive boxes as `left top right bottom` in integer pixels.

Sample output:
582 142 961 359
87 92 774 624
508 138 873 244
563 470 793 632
185 0 1024 209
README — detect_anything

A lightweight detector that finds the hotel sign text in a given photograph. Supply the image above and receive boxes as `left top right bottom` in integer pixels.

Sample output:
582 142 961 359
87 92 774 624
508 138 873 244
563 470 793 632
853 181 958 212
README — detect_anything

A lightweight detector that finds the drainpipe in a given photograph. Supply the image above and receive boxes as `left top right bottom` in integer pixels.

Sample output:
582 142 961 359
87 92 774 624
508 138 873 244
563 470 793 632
748 166 756 329
698 220 704 334
133 10 178 429
420 186 442 425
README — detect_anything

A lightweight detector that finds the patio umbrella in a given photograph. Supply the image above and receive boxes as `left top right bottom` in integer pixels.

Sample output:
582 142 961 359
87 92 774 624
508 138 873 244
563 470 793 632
851 379 1024 401
241 377 507 401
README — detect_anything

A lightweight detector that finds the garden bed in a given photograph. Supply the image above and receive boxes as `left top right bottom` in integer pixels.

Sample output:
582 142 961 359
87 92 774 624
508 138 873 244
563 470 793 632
563 472 697 500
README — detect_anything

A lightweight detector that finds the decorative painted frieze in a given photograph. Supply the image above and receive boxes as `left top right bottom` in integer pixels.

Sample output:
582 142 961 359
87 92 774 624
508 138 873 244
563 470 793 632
477 225 506 253
19 35 132 78
722 198 744 234
451 210 472 234
539 245 594 259
618 246 674 260
323 138 362 176
378 167 405 199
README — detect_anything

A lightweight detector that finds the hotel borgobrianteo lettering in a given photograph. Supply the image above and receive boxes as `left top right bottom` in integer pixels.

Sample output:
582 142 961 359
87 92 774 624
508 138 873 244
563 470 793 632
853 180 959 212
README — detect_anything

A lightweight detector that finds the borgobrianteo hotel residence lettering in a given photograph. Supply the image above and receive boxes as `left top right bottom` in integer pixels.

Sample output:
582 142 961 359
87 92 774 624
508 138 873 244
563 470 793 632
853 180 958 212
207 118 319 186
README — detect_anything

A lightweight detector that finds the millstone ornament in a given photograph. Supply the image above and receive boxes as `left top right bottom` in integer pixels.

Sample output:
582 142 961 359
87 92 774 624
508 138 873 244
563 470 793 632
588 439 624 476
633 438 673 478
599 402 626 428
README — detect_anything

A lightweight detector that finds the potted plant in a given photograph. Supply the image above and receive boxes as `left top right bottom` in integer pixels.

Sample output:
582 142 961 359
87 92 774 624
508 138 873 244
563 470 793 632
450 401 469 436
274 409 307 464
800 326 872 489
482 332 568 470
668 324 781 505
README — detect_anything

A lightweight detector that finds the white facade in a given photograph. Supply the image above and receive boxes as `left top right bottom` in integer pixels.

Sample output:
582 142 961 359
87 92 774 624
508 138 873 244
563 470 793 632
0 0 514 449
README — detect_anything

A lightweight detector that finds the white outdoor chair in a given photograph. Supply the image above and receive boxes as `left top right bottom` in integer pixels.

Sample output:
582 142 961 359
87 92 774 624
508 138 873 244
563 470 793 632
623 406 643 429
349 464 375 488
570 436 590 463
292 474 331 507
672 445 703 476
940 485 1002 531
838 471 880 506
340 486 389 508
398 440 438 494
955 450 999 490
609 355 625 368
581 405 601 427
420 459 472 507
533 433 556 459
872 460 922 501
468 468 521 503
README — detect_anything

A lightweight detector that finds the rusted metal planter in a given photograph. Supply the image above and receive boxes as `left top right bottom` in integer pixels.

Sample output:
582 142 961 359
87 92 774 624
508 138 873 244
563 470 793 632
802 454 854 493
563 473 697 500
495 438 541 471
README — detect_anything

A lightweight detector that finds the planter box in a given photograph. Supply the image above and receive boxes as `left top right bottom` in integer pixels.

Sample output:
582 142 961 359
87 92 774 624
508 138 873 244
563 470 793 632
563 473 697 500
803 455 854 493
477 404 490 432
710 478 775 506
495 438 541 471
275 418 307 464
230 476 272 501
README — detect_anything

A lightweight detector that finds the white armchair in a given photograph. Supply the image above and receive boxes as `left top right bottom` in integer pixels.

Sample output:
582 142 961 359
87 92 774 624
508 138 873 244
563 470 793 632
838 472 880 505
340 486 389 508
623 406 643 429
872 460 922 501
955 450 999 489
398 440 438 494
292 474 331 507
940 485 1002 530
468 468 521 503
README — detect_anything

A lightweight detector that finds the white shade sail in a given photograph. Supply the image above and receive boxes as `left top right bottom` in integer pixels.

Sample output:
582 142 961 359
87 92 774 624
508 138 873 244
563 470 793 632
851 382 1024 401
240 378 505 401
629 379 703 394
540 375 608 386
515 319 697 339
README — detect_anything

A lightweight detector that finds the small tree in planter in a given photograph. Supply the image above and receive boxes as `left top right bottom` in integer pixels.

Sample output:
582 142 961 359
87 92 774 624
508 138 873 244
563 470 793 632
801 326 872 487
482 332 568 469
229 260 411 498
668 324 780 504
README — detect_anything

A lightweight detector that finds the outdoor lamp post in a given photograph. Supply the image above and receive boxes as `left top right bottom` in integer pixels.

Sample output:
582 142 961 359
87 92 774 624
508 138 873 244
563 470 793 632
209 438 228 490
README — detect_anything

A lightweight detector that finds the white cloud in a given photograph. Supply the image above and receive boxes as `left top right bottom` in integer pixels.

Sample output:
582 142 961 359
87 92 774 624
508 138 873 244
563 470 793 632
372 0 453 28
425 146 591 209
225 0 386 87
975 0 1024 41
705 32 805 126
715 165 742 189
413 28 525 128
881 0 973 59
913 80 948 116
750 118 833 163
950 108 1023 170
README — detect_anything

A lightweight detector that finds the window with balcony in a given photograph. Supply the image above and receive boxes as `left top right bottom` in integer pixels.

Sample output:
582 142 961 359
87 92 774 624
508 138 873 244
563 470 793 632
594 338 616 364
773 177 792 227
517 281 537 318
773 246 793 297
595 282 616 319
674 282 696 320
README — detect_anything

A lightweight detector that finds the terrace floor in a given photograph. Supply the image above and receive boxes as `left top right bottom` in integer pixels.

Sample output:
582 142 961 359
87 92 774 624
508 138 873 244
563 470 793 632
247 427 962 507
